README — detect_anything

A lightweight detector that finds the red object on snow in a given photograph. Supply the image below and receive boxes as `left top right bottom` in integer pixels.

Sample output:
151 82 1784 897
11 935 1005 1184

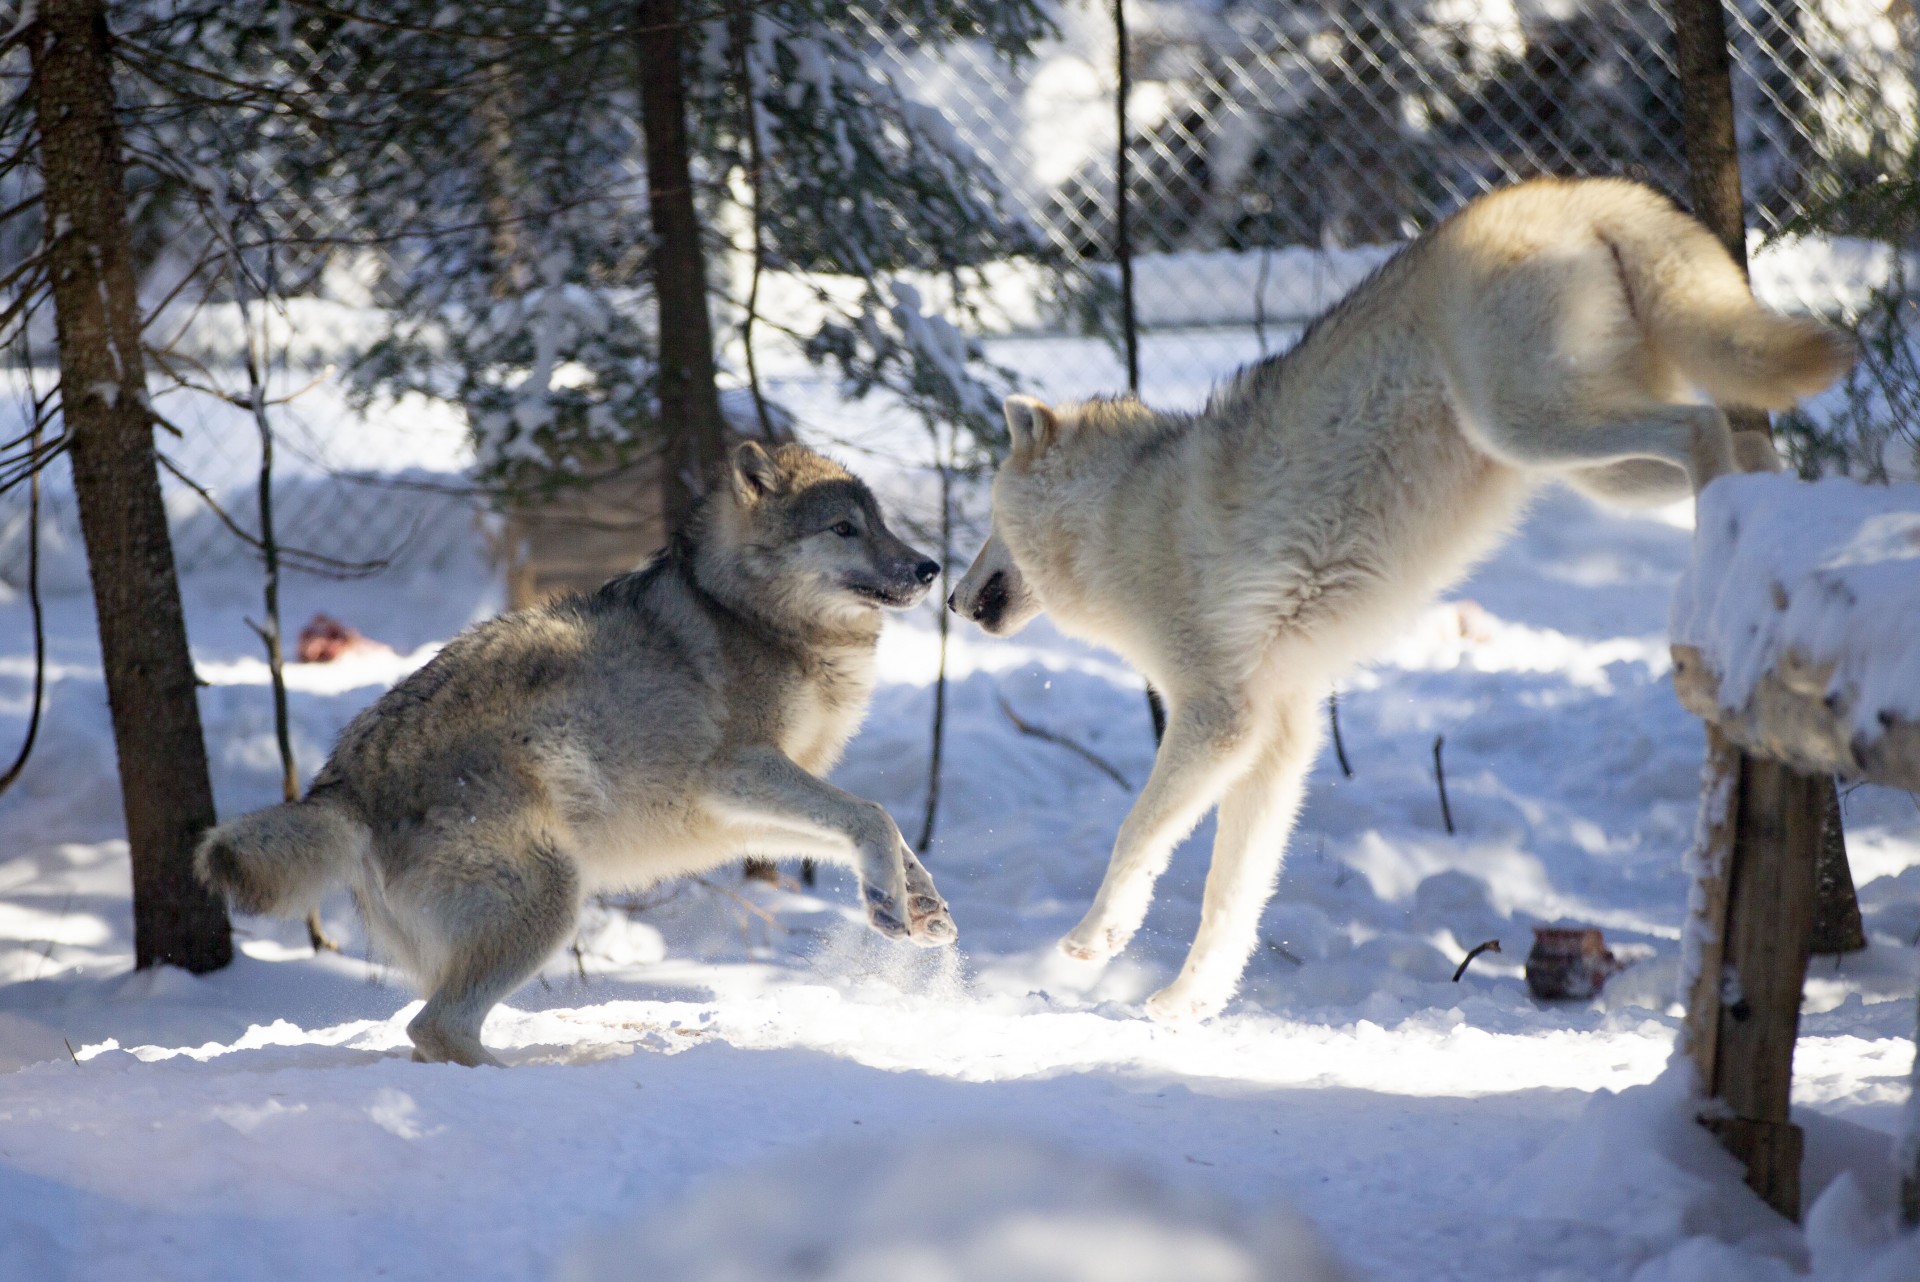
1525 926 1622 1001
295 613 394 663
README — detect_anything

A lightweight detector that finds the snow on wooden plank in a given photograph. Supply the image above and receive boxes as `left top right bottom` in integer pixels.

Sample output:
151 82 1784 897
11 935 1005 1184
1670 472 1920 792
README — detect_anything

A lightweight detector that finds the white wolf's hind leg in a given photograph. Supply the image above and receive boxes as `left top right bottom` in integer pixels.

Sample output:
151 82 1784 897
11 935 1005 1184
1062 696 1256 964
1146 712 1316 1024
1476 402 1734 490
405 837 580 1067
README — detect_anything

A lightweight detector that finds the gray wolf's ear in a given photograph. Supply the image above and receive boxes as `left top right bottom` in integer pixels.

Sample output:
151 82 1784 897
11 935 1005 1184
731 440 785 502
1004 395 1059 463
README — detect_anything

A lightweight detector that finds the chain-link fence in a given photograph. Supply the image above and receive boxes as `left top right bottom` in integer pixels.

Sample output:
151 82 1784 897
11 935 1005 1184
3 0 1913 588
869 0 1912 397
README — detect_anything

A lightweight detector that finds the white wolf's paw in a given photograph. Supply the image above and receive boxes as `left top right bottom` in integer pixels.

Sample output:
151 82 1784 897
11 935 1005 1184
1059 918 1130 964
408 1026 505 1068
1143 982 1224 1025
906 893 958 948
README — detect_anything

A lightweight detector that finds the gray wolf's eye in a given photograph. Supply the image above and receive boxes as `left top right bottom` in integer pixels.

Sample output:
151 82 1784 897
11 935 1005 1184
831 520 857 538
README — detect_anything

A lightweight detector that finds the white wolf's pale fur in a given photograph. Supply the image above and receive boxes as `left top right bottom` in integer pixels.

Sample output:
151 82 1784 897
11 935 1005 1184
950 177 1851 1022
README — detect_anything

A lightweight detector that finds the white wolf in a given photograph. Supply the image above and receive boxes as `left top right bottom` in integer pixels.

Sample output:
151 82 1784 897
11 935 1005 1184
949 177 1850 1022
199 443 955 1065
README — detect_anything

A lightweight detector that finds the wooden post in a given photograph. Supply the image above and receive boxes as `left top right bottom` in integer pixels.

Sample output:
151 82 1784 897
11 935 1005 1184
1699 756 1824 1218
1671 0 1862 1217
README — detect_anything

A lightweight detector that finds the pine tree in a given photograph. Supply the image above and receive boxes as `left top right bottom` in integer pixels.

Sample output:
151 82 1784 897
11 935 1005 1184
121 0 1055 520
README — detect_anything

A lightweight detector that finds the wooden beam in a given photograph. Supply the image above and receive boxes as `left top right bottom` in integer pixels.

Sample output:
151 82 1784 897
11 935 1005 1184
1710 755 1823 1219
1671 645 1920 794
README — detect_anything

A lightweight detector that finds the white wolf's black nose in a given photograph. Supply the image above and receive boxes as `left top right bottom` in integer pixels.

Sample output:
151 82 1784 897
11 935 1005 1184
914 559 940 585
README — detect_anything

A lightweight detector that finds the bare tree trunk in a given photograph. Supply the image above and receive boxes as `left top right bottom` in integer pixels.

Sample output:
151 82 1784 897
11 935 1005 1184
27 0 230 972
1673 0 1750 272
636 0 729 533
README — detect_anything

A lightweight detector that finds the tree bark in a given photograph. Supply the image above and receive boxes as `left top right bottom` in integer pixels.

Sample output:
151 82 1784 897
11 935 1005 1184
28 0 231 972
636 0 729 534
1672 0 1750 271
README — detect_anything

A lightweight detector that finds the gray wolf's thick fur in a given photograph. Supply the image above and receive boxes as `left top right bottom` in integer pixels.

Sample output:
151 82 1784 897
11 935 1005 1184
949 177 1851 1022
199 443 953 1065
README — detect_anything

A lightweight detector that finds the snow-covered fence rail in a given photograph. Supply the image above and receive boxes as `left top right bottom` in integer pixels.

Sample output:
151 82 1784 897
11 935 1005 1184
1672 474 1920 791
1670 470 1920 1221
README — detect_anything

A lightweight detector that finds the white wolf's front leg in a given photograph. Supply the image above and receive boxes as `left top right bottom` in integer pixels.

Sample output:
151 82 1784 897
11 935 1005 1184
1061 696 1256 964
709 750 956 946
1145 711 1318 1024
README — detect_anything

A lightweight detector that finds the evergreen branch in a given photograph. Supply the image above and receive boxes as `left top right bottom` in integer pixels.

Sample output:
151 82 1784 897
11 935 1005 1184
282 0 788 44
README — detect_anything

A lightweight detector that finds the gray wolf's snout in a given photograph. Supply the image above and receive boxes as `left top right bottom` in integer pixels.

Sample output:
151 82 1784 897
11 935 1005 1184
914 559 939 585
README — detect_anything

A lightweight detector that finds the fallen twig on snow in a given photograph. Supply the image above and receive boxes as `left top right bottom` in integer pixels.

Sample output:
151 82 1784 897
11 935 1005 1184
1450 938 1501 983
1328 691 1354 779
997 692 1133 790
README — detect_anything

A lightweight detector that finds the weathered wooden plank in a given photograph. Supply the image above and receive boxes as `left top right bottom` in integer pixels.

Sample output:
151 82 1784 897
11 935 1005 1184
1682 728 1742 1092
1671 644 1920 794
1709 755 1824 1220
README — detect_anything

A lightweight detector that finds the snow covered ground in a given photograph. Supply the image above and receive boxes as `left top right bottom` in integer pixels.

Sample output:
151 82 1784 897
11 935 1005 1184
2 333 1918 1281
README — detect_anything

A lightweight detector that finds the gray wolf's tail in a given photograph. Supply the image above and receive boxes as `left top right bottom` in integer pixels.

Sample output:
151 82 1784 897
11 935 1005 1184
1603 198 1853 410
195 797 369 917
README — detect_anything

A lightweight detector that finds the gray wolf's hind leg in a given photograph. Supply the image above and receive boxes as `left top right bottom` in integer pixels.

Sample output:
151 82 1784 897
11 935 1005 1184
405 838 580 1067
711 749 955 946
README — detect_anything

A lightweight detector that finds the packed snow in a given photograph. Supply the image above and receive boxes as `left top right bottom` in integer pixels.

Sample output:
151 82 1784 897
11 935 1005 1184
1 330 1918 1282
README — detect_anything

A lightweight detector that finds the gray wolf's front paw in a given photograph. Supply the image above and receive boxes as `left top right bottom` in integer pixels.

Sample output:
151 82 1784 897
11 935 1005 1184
862 883 911 939
907 892 957 947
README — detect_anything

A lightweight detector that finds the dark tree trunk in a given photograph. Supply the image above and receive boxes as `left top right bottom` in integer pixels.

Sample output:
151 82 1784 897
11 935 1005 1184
636 0 729 533
27 0 231 972
637 1 765 882
1672 0 1750 271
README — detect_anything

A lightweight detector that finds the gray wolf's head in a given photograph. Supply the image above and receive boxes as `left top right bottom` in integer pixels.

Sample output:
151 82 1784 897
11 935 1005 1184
711 441 938 627
947 394 1067 636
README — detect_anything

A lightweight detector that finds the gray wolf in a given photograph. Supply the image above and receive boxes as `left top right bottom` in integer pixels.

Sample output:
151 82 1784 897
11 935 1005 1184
199 442 955 1065
949 176 1850 1022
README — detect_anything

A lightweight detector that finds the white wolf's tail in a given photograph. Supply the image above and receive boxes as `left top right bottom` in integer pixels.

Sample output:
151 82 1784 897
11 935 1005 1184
1601 198 1852 410
195 797 369 917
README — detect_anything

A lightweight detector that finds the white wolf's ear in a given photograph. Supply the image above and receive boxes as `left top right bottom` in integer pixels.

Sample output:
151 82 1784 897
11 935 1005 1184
731 440 785 502
1004 395 1059 463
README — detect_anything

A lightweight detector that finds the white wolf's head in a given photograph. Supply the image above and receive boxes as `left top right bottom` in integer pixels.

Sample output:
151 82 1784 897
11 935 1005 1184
704 441 939 630
947 395 1061 636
